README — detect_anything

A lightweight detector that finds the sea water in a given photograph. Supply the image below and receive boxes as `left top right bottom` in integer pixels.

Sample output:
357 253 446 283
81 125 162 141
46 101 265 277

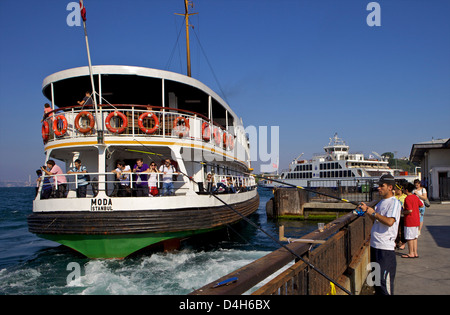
0 187 317 295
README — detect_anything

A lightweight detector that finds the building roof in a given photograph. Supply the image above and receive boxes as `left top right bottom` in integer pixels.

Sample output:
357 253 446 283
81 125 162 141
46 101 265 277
410 138 450 163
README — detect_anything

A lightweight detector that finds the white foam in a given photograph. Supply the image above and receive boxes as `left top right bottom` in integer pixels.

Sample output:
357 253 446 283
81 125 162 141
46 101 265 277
63 249 269 295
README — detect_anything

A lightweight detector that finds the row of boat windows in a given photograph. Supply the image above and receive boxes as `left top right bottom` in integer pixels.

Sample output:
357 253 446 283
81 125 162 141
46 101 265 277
319 162 343 170
293 162 344 172
320 170 355 178
293 164 313 172
285 172 313 179
284 170 356 179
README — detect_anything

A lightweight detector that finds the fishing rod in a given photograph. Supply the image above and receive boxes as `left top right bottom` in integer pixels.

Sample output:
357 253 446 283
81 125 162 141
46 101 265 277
130 139 352 294
249 173 360 206
125 148 163 156
176 168 353 295
249 173 378 216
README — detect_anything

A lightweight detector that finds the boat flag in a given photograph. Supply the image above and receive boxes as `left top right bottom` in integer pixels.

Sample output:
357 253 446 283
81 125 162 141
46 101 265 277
79 0 86 21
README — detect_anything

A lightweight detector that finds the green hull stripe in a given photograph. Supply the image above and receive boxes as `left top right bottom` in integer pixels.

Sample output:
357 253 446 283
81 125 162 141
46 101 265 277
39 229 216 259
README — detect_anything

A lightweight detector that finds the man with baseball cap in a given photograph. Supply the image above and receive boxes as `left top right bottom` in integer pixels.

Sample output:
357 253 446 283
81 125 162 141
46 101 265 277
359 173 402 295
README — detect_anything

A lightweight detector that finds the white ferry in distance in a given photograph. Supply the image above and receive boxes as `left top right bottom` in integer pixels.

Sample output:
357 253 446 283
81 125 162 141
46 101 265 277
280 133 394 187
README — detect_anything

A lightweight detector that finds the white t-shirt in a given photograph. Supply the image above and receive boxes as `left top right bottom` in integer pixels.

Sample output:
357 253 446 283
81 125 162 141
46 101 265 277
115 165 130 185
370 196 401 251
413 187 426 207
159 165 176 183
147 172 158 187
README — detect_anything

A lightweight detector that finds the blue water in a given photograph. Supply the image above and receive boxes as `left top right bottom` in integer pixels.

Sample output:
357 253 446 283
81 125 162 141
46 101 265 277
0 187 317 295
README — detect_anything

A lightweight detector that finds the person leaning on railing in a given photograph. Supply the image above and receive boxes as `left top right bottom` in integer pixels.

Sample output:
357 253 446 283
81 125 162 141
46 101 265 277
67 159 89 198
41 160 68 198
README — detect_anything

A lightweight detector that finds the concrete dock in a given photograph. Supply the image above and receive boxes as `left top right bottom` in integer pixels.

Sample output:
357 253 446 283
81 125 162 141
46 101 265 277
395 203 450 295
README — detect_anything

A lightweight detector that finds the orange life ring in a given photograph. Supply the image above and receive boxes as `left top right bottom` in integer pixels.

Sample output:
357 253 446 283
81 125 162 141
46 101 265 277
223 133 228 149
202 122 211 141
228 134 235 151
213 128 221 146
105 111 128 134
75 111 95 134
53 115 68 137
173 116 190 137
138 112 159 134
42 121 50 143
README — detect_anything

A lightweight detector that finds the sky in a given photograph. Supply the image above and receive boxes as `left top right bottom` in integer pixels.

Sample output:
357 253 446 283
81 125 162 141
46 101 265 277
0 0 449 182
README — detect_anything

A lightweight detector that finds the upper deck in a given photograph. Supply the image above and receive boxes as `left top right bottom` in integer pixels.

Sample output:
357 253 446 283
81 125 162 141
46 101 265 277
41 65 250 168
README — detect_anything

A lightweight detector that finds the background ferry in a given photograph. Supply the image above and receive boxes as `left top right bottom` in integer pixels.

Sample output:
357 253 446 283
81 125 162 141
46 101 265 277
280 133 395 188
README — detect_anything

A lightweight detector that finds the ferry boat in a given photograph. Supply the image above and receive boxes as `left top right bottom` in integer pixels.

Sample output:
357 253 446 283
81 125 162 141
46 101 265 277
280 133 394 188
27 3 258 259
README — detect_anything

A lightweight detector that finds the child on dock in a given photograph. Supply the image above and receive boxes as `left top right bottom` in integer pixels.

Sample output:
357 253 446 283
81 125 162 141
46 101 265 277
402 183 421 258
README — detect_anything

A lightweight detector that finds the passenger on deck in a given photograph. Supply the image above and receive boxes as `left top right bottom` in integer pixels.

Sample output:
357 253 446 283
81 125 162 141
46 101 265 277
67 159 89 198
41 160 67 198
133 158 149 197
77 91 93 107
112 160 131 197
215 176 228 194
205 173 214 193
146 162 160 197
227 177 236 193
42 103 53 122
37 166 52 199
159 159 178 196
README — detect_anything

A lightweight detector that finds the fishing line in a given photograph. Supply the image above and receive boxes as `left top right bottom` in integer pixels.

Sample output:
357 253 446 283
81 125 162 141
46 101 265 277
130 141 352 294
248 173 361 206
177 168 353 295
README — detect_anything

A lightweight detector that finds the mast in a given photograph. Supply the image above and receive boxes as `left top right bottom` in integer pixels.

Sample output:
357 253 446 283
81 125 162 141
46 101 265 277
176 0 197 77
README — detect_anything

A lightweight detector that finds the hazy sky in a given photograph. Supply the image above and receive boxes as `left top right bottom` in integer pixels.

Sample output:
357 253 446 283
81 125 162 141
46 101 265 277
0 0 449 181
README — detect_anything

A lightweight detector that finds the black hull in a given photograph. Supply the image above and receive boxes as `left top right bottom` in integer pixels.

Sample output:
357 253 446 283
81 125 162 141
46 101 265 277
28 195 260 235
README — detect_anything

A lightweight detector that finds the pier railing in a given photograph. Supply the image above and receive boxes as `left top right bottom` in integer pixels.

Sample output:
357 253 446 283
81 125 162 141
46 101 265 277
190 212 372 295
306 178 375 203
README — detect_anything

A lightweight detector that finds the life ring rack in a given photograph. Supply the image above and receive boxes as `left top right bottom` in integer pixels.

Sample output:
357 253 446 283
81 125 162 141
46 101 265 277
42 121 50 143
202 122 211 141
173 116 190 137
53 115 68 137
213 127 221 146
105 111 128 134
138 112 159 134
74 111 95 134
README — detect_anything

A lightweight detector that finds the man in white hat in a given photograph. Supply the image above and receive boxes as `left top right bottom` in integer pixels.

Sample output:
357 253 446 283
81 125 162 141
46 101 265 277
359 174 401 295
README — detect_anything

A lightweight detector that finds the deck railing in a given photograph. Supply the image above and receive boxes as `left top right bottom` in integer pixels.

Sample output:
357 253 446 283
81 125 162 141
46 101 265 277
35 172 256 200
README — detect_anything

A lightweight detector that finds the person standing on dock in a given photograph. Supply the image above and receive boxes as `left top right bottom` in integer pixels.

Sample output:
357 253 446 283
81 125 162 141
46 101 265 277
401 183 421 258
359 174 401 295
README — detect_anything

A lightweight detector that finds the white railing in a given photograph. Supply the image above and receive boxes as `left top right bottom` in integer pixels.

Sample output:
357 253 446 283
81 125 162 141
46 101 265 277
42 105 238 151
35 172 256 199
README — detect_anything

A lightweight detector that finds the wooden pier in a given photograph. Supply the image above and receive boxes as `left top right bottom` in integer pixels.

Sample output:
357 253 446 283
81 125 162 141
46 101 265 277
266 187 363 219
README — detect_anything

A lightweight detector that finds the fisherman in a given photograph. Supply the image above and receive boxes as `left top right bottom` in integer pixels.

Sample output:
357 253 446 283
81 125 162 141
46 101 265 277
359 174 401 295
